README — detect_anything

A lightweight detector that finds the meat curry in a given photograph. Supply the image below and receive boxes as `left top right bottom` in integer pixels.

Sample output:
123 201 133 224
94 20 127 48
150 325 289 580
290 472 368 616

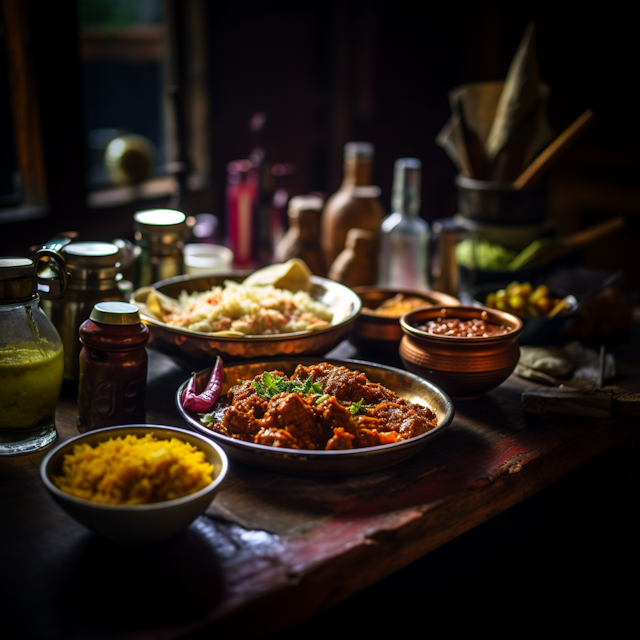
200 362 438 450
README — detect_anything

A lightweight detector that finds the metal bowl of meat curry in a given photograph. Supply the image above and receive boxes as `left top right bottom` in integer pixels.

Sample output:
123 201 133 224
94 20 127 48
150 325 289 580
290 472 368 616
131 272 362 369
175 358 454 476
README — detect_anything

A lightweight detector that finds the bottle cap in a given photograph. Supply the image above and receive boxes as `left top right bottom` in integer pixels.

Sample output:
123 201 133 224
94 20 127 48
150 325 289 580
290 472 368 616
393 158 422 191
392 158 422 215
344 142 374 157
90 301 141 325
288 195 324 215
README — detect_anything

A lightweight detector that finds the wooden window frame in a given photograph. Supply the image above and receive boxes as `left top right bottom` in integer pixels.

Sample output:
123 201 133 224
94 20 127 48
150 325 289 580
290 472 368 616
1 0 212 254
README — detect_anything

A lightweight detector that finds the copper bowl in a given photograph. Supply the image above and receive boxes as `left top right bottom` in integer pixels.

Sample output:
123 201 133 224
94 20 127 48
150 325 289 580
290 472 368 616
351 286 460 349
399 306 523 400
132 272 361 368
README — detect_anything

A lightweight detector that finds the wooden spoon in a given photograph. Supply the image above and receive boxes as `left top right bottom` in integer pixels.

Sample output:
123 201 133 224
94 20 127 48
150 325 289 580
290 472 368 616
513 109 596 190
508 215 625 270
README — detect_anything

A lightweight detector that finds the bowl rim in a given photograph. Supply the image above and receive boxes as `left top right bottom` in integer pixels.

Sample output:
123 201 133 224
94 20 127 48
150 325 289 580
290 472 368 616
139 273 362 341
455 173 547 193
353 286 460 318
40 424 229 512
400 305 523 342
175 357 455 459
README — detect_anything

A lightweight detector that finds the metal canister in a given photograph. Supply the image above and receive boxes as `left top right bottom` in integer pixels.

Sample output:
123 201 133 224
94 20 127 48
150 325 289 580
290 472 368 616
41 240 126 381
77 301 149 432
133 209 186 287
430 218 460 297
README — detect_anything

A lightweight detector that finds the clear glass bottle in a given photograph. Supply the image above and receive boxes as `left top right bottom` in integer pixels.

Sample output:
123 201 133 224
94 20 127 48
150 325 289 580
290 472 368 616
379 158 430 289
0 251 68 455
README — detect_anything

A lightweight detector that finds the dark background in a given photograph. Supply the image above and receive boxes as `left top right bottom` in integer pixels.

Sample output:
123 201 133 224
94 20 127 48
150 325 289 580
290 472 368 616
1 0 639 287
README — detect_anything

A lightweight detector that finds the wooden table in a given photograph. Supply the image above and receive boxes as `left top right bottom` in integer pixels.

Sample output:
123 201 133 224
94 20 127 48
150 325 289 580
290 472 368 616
2 331 638 640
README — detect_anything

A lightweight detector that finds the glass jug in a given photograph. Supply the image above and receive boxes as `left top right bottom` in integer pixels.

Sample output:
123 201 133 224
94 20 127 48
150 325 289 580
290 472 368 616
0 250 69 455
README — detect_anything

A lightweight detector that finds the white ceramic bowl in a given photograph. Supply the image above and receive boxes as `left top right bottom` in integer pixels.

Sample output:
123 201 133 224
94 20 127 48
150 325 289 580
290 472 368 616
40 425 228 545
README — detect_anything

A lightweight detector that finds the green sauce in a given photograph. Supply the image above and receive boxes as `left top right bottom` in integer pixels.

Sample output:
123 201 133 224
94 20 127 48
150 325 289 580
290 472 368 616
0 343 63 429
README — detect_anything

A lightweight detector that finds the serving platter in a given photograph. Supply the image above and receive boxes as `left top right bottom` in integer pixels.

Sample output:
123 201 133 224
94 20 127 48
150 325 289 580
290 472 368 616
133 273 361 368
175 357 454 476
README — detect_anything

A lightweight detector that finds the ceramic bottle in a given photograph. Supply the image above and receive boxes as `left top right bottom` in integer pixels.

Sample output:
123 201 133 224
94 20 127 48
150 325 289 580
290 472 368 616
321 142 384 269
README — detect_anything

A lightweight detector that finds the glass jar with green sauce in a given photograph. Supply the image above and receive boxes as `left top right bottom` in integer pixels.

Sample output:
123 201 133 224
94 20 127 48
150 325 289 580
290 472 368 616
0 253 68 455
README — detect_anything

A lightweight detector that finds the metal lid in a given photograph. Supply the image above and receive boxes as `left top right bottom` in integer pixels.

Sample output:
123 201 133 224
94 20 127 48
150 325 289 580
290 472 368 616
64 241 119 258
344 142 374 157
0 257 33 281
133 209 186 229
0 257 36 301
0 251 69 302
90 301 141 325
62 241 120 266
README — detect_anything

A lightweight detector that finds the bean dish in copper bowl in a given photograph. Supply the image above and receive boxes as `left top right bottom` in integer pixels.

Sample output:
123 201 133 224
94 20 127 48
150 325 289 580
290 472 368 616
399 306 523 401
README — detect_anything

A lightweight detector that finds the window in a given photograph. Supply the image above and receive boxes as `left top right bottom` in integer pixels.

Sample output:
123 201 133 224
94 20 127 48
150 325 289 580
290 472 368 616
78 0 166 189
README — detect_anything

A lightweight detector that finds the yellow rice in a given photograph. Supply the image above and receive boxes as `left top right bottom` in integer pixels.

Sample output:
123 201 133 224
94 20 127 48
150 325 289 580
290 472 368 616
52 433 214 505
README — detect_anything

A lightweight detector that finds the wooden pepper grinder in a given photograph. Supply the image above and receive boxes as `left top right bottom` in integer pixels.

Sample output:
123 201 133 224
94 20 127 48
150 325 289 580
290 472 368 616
274 195 326 276
328 228 377 287
321 142 385 268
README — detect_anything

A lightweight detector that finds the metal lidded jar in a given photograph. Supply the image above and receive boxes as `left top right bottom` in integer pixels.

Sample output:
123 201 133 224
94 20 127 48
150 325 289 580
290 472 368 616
0 251 69 455
41 239 126 382
133 208 187 288
77 301 149 433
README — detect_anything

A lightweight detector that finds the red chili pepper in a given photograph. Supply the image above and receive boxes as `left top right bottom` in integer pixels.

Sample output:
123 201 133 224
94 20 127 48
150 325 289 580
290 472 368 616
182 355 223 412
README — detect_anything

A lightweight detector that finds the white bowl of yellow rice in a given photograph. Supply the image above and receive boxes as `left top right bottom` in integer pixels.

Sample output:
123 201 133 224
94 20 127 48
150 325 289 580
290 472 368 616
40 425 228 545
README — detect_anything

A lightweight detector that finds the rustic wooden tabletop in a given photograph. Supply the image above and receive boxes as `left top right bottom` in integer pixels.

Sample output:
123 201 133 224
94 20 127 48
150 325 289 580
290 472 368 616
2 332 638 640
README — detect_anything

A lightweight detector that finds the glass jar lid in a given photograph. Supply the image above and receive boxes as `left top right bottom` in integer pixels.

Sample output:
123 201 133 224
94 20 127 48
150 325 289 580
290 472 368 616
133 209 186 229
90 301 141 325
0 251 69 303
63 241 119 263
0 258 36 301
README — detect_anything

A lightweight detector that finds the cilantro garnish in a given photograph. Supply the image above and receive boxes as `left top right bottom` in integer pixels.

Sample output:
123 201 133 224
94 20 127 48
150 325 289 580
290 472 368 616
350 399 364 415
199 412 216 424
251 372 323 400
250 373 370 417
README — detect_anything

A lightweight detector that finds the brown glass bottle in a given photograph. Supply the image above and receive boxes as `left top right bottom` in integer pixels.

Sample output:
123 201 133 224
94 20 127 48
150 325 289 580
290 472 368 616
77 301 149 432
321 142 385 268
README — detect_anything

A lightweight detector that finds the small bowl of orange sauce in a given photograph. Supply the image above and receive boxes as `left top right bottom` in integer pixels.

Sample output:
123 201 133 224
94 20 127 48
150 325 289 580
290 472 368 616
351 287 460 351
399 305 523 400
